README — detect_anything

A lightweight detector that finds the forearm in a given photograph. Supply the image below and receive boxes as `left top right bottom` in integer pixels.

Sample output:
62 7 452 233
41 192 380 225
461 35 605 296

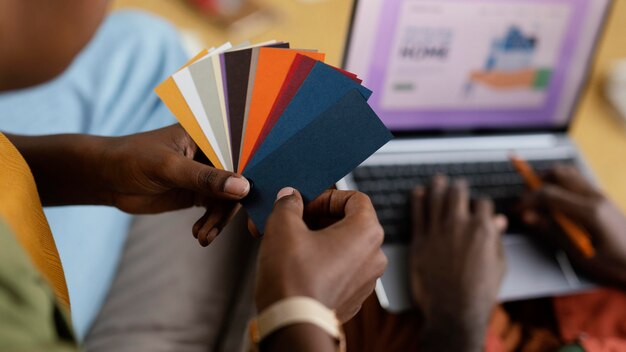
5 133 113 206
260 324 337 352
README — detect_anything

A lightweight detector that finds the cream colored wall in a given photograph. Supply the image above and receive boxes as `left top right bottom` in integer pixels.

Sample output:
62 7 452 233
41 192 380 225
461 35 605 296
570 1 626 212
113 0 626 211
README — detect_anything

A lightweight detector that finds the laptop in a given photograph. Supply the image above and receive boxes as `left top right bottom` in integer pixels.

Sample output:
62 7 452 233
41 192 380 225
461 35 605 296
337 0 612 312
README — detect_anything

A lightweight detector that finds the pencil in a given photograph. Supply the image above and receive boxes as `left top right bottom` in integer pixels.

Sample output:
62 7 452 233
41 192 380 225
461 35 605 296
510 156 595 258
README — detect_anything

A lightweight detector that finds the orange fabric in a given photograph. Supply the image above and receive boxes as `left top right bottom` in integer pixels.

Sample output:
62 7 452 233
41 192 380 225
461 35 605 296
155 49 225 170
346 289 626 352
238 48 325 172
486 325 506 352
0 133 70 309
581 337 626 352
554 288 626 351
486 306 523 352
487 288 626 351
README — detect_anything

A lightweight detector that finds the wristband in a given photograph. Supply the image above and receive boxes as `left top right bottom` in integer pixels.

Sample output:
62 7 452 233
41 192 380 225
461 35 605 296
248 296 346 352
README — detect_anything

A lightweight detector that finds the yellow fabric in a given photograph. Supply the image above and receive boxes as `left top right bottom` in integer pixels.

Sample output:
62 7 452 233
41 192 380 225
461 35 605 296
0 133 70 309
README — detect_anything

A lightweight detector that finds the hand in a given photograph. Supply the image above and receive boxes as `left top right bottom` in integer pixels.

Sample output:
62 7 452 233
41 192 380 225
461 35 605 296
255 188 387 323
7 124 249 246
101 124 250 246
521 165 626 286
410 176 507 352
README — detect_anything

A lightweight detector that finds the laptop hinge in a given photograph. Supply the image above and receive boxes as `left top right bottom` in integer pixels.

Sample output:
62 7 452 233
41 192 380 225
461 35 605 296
380 133 564 154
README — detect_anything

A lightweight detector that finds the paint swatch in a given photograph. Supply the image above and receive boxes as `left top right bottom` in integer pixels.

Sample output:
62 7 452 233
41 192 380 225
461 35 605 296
156 41 392 231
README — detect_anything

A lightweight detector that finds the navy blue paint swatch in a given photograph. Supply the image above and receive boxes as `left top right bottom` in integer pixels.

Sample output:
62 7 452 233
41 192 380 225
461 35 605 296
246 61 372 170
242 89 392 232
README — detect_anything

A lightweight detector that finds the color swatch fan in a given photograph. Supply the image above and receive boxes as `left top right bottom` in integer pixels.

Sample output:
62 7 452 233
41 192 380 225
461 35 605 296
155 41 393 231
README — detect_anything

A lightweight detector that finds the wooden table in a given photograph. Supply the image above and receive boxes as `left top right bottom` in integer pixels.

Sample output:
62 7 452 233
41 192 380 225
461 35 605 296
113 0 626 211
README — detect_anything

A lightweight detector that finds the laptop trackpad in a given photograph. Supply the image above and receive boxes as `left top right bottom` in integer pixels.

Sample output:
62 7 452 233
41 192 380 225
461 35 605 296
500 234 595 301
378 235 595 313
500 235 572 301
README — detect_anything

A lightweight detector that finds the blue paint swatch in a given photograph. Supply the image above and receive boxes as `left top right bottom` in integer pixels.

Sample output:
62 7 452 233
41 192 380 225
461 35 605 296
246 61 372 170
242 89 392 232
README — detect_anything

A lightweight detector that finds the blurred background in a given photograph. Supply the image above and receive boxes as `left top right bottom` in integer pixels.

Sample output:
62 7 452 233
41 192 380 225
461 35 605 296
112 0 352 66
112 0 626 211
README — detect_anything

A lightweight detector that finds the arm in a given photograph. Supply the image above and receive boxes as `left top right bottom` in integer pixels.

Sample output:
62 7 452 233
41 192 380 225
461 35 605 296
6 133 112 206
6 124 250 245
410 176 507 352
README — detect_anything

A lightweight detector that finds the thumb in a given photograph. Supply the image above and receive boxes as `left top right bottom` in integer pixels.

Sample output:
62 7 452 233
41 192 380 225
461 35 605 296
272 187 304 218
265 187 306 234
163 156 250 200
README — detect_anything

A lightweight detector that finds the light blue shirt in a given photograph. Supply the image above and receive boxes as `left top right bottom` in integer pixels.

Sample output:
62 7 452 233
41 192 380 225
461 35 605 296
0 11 188 339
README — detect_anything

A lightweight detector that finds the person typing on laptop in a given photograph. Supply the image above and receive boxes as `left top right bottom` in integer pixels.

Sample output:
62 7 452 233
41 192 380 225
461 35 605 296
340 0 613 309
345 168 626 352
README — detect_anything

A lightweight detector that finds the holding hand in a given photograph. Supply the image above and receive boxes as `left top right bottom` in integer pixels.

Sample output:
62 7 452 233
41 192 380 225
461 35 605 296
9 124 250 246
410 175 507 352
521 165 626 286
101 124 249 212
255 188 387 323
100 124 250 246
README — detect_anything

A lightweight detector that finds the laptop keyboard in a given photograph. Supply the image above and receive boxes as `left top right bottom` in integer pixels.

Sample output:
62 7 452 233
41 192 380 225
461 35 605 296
352 159 575 244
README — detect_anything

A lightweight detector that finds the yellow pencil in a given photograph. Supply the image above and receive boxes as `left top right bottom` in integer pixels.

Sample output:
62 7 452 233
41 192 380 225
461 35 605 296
511 156 595 258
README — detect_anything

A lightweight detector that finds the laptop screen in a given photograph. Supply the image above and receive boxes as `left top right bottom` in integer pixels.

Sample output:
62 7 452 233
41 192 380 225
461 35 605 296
344 0 610 133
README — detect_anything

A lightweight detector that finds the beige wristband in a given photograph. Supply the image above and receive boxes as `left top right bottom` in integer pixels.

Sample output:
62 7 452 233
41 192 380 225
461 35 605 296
248 296 345 352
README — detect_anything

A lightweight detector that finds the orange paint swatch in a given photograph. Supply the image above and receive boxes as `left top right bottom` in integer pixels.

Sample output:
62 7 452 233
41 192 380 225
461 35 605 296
155 50 225 170
238 48 325 172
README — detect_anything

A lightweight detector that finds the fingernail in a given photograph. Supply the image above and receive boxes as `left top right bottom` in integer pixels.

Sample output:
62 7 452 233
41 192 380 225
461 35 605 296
224 176 250 197
206 228 219 242
276 187 296 201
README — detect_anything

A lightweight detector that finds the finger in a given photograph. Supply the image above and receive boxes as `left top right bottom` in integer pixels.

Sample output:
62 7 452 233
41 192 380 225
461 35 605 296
341 191 377 219
304 189 360 225
521 210 581 255
192 209 211 239
521 186 594 234
521 210 554 233
265 187 306 233
321 192 382 249
327 208 384 254
537 185 592 223
197 203 240 247
546 164 599 197
162 156 250 200
411 186 426 240
474 197 495 219
196 214 219 247
427 174 448 232
493 214 508 234
446 178 470 220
